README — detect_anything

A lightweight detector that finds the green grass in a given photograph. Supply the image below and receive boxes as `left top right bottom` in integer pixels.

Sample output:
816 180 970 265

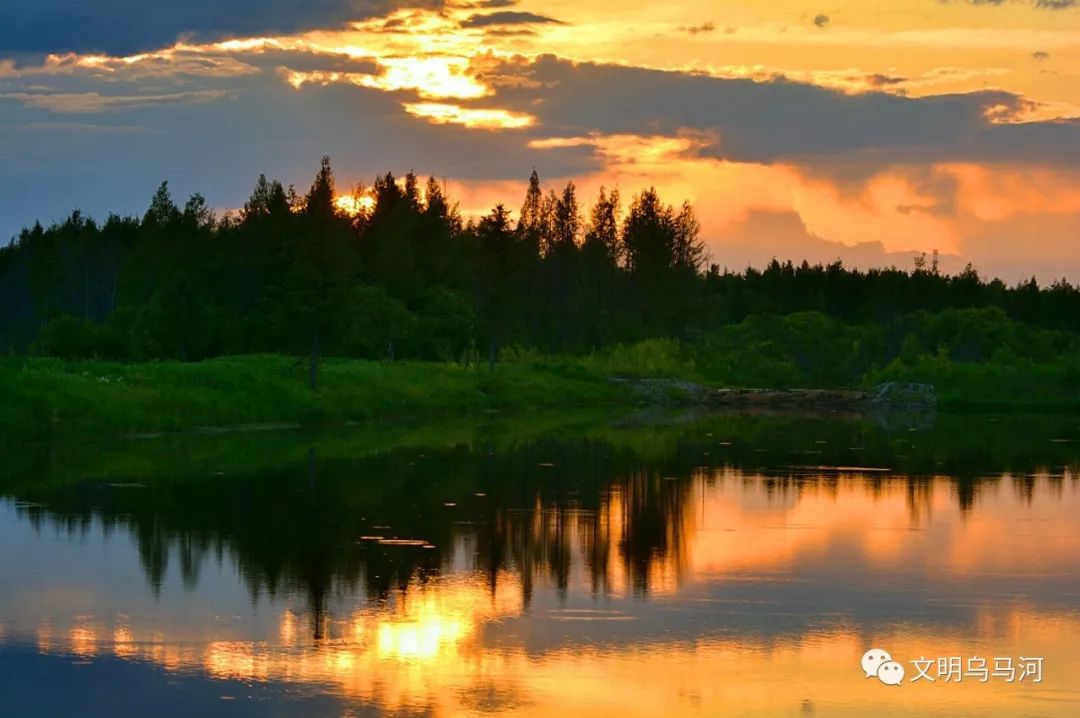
4 342 1080 443
0 354 627 442
867 355 1080 412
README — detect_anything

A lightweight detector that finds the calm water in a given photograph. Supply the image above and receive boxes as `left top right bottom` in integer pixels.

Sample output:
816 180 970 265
1 412 1078 717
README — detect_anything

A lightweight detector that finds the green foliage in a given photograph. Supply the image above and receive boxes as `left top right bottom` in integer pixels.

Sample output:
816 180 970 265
585 338 695 378
0 159 705 360
405 288 475 361
686 312 870 387
869 352 1080 411
338 285 416 359
0 354 632 442
899 333 924 366
2 157 1080 415
37 315 126 360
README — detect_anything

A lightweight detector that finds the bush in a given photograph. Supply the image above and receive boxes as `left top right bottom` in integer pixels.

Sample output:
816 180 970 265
38 315 127 360
899 334 923 366
405 288 476 361
337 285 417 359
585 338 695 378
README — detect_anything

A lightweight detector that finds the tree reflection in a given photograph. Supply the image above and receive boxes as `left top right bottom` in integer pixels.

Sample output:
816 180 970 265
6 413 1078 641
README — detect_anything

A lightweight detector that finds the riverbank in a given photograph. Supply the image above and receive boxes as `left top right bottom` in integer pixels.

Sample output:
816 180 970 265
0 355 630 441
1 353 1077 442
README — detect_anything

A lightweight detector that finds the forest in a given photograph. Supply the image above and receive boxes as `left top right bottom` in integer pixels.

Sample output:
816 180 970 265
3 156 1080 395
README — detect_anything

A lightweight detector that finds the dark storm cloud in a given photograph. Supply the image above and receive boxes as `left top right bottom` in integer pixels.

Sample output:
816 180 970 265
485 55 1080 168
0 0 443 55
460 11 563 28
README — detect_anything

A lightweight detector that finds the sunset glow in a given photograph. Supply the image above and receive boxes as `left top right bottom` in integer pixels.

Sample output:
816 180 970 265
3 4 1080 715
10 471 1080 716
403 102 536 129
2 1 1079 277
334 193 375 216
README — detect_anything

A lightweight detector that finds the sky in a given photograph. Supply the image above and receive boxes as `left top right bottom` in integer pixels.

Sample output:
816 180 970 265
1 0 1079 281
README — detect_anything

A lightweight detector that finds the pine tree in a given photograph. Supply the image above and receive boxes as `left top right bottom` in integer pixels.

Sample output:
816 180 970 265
143 181 179 228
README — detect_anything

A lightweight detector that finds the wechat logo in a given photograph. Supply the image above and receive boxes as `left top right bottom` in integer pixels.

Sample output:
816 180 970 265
862 648 905 686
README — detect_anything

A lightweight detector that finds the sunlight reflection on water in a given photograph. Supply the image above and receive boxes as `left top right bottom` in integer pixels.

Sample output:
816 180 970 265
1 416 1078 716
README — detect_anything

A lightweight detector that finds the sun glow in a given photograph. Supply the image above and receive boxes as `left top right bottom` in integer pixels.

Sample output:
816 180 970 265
4 1 1080 278
375 56 489 99
18 471 1080 716
12 0 1080 123
335 193 375 216
285 55 489 100
404 102 535 129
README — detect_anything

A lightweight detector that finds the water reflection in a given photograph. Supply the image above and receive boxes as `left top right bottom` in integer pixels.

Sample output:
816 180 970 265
1 413 1078 716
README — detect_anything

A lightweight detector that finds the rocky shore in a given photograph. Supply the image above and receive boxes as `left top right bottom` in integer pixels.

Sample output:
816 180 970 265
612 378 937 413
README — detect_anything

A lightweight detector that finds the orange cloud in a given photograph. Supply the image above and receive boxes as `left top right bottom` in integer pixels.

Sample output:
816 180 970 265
284 58 490 99
404 102 536 128
4 1 1080 281
941 163 1080 222
470 133 1080 277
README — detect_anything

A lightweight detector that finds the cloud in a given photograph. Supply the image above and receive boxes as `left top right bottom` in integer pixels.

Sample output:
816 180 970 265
403 101 535 128
460 11 563 28
515 129 1080 280
15 121 155 135
0 89 231 113
482 28 540 37
813 14 830 28
0 1 441 55
3 50 262 81
0 68 600 242
282 54 490 100
947 0 1077 7
2 4 1079 280
482 55 1080 170
454 0 518 6
679 23 716 35
710 210 966 275
957 213 1080 282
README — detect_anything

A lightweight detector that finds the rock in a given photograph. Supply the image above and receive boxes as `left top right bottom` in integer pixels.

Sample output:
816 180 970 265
870 382 937 410
610 377 937 413
609 376 708 404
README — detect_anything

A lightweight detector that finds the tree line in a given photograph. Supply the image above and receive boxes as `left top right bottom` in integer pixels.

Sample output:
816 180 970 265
3 156 1080 382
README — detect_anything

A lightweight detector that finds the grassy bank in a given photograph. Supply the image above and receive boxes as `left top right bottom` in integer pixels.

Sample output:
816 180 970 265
866 356 1080 412
3 339 1079 442
0 354 627 441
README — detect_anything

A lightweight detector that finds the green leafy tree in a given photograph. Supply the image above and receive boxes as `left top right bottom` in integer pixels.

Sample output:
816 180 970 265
339 285 417 359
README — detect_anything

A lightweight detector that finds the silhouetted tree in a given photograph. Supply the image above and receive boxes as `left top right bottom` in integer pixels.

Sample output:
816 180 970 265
3 155 1080 384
